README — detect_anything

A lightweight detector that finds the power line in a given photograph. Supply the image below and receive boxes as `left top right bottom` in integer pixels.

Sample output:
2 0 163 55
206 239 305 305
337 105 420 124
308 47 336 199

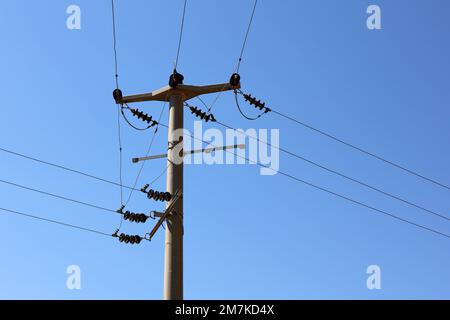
236 0 258 73
111 0 120 89
270 108 450 192
174 0 188 70
183 130 450 241
124 102 167 207
199 0 258 115
0 207 113 238
0 178 117 214
0 146 138 191
213 120 450 223
118 101 124 206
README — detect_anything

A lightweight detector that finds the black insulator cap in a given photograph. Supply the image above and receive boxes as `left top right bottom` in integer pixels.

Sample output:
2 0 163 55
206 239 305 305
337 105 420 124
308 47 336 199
113 89 123 104
169 69 184 88
135 236 142 244
230 73 241 87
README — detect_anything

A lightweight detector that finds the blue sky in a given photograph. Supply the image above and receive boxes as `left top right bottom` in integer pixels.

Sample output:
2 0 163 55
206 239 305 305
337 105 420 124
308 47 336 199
0 0 450 299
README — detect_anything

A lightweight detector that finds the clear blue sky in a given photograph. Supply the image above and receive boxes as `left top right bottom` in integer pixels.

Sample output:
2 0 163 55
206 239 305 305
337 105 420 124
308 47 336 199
0 0 449 299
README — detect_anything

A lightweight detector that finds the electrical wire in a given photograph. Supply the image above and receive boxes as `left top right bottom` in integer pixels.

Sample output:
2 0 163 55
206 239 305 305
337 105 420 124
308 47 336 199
0 147 138 191
201 0 258 114
270 108 450 192
111 0 125 230
121 105 158 131
118 105 124 206
124 102 167 207
174 0 188 70
196 96 212 113
0 178 117 214
236 0 258 73
0 207 113 238
233 90 265 120
213 120 450 223
182 130 450 241
111 0 120 89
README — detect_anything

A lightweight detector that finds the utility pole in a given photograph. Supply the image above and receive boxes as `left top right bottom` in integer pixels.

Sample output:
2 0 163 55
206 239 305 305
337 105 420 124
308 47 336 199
164 92 184 300
114 70 240 300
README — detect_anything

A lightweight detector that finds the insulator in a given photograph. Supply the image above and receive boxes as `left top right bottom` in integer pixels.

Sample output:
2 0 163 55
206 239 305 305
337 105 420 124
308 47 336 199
113 89 123 104
141 184 149 193
144 188 171 202
118 233 143 245
130 109 158 127
188 106 216 123
135 236 142 244
229 73 241 87
242 92 271 114
121 209 148 224
169 69 184 88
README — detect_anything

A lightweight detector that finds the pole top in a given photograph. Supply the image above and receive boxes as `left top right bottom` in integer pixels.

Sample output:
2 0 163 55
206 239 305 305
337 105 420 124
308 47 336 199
120 82 240 104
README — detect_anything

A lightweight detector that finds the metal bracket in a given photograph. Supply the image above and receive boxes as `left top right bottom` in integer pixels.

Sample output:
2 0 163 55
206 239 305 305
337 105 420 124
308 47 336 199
132 144 245 164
